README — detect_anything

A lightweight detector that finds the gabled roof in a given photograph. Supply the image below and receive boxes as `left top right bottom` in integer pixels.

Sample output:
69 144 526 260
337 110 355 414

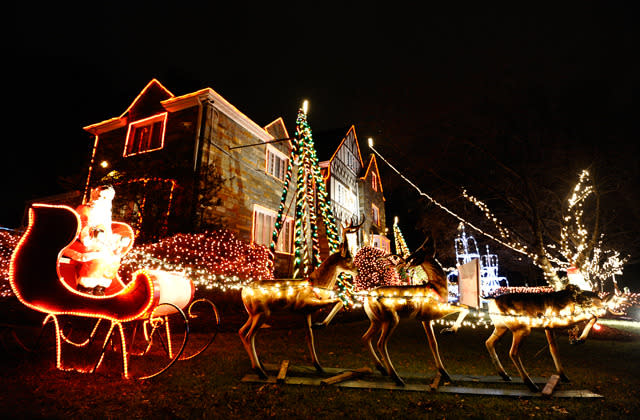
312 125 351 161
324 125 365 169
361 153 385 197
83 79 275 141
83 79 174 134
119 79 174 118
264 117 291 147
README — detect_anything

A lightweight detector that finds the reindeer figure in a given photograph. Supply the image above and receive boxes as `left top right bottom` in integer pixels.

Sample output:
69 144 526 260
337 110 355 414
239 220 362 379
485 284 626 392
362 236 469 386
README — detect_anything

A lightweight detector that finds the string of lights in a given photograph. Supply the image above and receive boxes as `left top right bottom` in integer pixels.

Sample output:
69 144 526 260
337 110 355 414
120 229 274 292
368 143 534 261
0 229 20 297
369 144 629 289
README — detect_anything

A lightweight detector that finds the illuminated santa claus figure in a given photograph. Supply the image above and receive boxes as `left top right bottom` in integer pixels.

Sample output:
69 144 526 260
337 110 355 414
66 185 130 295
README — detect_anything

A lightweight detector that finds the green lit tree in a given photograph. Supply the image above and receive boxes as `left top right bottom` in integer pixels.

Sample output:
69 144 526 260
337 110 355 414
269 106 340 278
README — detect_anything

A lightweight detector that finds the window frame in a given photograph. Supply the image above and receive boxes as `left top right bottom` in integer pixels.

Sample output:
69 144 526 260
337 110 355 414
371 234 390 253
372 203 380 226
252 204 294 254
265 145 289 182
123 112 168 157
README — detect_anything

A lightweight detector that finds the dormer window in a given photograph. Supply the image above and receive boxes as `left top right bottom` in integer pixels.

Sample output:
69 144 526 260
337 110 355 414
124 112 167 156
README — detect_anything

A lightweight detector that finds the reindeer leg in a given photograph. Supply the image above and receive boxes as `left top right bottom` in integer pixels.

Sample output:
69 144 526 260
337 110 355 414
509 327 539 392
485 325 511 382
441 307 469 335
545 329 570 382
238 314 252 343
312 302 343 330
306 314 324 373
571 318 597 345
362 318 386 375
243 313 268 379
422 320 452 383
378 312 404 386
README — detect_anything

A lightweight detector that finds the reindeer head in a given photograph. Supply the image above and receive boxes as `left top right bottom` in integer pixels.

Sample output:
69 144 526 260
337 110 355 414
338 217 364 259
309 217 364 288
336 217 366 276
405 234 436 267
602 292 628 316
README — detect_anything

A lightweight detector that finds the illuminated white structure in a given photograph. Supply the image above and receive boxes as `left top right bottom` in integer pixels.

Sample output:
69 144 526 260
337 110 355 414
448 223 508 300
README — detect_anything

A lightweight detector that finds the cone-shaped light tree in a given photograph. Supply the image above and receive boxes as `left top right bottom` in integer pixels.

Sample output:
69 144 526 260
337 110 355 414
268 103 340 278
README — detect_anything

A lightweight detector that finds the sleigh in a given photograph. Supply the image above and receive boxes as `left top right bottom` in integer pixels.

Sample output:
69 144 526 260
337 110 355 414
9 203 220 379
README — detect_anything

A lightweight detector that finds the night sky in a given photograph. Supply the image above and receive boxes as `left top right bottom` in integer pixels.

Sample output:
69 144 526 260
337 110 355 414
3 4 638 282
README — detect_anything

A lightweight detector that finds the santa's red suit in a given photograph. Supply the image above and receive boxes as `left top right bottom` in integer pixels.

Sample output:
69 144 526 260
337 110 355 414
63 186 128 294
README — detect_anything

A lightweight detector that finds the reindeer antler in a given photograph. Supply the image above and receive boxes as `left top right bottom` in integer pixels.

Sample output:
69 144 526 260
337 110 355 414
376 254 407 267
339 216 365 257
342 215 365 233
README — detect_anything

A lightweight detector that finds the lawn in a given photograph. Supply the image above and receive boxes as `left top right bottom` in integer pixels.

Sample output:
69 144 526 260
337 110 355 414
1 292 640 419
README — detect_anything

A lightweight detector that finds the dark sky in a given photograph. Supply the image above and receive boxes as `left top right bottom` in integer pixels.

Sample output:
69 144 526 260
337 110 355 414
3 3 638 271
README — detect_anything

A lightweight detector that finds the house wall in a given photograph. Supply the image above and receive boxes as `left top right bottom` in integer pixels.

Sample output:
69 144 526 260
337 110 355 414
87 106 199 239
198 105 291 239
358 173 386 245
198 104 294 276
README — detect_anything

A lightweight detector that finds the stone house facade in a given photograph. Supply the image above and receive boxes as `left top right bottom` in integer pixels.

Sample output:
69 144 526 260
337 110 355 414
81 79 387 276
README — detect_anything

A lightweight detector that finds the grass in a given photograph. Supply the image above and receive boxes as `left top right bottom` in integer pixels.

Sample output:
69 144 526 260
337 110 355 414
1 293 640 419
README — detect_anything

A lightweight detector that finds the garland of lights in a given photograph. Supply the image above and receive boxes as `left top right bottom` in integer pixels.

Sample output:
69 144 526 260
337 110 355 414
294 135 310 276
335 272 356 307
269 108 339 278
268 134 296 272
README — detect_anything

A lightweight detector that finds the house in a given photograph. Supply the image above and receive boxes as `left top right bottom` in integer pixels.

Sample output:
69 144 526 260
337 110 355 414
316 126 389 255
81 79 388 276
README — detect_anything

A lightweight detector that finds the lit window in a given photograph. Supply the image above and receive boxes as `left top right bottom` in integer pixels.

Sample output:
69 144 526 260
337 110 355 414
266 145 289 181
371 172 378 191
372 203 380 226
124 113 167 156
371 234 390 253
333 180 357 214
253 205 293 254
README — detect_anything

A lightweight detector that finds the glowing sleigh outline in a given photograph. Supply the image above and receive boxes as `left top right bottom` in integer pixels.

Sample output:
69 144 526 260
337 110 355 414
9 204 220 379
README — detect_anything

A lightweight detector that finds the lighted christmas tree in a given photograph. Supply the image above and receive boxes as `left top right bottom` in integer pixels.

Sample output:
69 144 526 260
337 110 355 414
392 216 410 258
269 103 340 278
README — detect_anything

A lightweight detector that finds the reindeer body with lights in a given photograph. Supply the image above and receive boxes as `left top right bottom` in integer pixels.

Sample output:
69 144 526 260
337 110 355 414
239 220 362 379
485 284 625 392
362 236 469 386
